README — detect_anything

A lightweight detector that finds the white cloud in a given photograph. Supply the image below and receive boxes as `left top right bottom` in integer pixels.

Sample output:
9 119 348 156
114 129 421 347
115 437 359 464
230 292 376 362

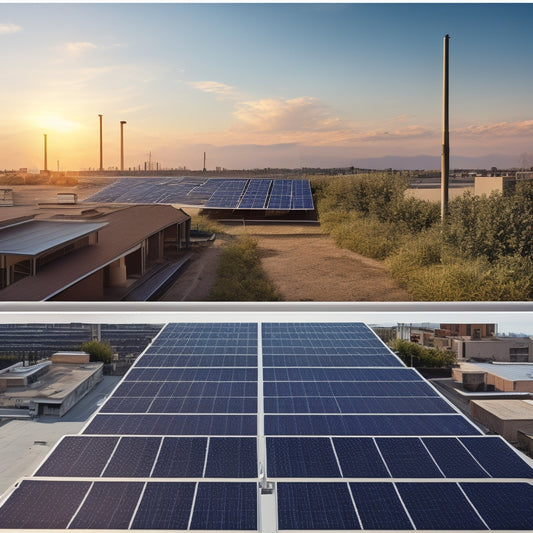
0 23 22 35
234 96 344 133
190 80 242 100
455 119 533 137
64 42 98 57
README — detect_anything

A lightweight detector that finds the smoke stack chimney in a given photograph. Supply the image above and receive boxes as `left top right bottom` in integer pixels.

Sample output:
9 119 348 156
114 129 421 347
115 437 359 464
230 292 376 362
441 34 450 220
98 114 103 171
203 151 206 172
43 134 48 171
120 121 127 171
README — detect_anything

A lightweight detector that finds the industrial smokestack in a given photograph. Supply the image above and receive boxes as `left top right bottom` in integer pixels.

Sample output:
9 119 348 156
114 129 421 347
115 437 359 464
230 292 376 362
441 34 450 220
43 134 48 171
203 151 206 172
120 121 127 171
98 114 103 171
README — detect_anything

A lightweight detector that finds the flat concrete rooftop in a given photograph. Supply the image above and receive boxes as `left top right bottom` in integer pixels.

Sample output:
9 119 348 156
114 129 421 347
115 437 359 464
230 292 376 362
0 362 102 408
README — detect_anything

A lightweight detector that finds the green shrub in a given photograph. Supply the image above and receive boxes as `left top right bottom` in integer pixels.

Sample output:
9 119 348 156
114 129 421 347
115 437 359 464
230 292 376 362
389 338 456 368
80 340 114 364
209 235 281 301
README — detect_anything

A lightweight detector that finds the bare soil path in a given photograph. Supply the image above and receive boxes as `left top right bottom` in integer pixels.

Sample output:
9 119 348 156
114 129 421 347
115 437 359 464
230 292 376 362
241 226 410 301
166 223 410 302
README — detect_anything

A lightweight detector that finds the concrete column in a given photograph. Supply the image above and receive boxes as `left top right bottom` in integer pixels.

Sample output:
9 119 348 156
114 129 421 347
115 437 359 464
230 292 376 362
108 257 127 287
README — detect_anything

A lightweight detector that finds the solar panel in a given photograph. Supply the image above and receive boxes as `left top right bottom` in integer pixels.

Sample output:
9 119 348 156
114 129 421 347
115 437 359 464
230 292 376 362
396 482 487 530
189 482 257 530
461 482 533 530
0 480 90 529
69 481 144 529
267 437 341 477
130 482 195 530
2 321 533 532
151 437 207 477
350 482 413 530
35 436 119 477
277 482 360 529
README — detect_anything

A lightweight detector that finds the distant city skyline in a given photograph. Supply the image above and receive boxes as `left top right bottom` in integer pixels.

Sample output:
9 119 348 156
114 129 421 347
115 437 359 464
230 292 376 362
1 3 533 171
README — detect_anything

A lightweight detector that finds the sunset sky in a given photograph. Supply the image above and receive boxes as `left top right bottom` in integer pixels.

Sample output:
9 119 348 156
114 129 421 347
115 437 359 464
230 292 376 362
1 3 532 171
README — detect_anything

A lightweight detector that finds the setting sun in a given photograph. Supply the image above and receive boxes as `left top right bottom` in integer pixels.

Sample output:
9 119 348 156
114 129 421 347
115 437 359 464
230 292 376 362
29 113 81 134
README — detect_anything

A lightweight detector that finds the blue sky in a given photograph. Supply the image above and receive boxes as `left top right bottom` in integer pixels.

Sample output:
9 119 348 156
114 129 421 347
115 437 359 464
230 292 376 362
1 3 532 170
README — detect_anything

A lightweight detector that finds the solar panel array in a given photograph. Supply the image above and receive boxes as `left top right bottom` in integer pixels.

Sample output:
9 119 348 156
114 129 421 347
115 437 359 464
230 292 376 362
85 177 314 210
0 322 532 532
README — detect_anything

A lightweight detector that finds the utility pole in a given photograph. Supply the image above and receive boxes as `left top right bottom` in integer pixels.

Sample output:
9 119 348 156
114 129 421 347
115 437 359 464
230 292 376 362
43 134 48 171
120 121 127 171
441 34 450 220
98 114 103 171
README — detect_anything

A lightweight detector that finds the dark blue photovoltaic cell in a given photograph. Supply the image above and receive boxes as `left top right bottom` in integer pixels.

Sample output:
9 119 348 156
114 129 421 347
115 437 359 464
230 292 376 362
267 438 341 477
350 483 413 530
460 437 533 478
205 438 257 478
190 483 257 530
138 355 257 367
422 438 489 478
114 381 256 399
277 482 360 530
265 396 340 413
0 480 90 529
102 437 160 477
126 367 257 382
266 180 292 210
265 414 481 436
70 482 144 529
263 355 402 367
149 396 257 414
151 437 207 477
263 367 421 382
100 396 154 413
461 482 533 530
238 179 271 209
335 397 454 414
333 438 390 478
376 438 444 478
83 414 257 436
397 482 486 530
205 180 248 208
35 436 119 477
264 380 437 397
131 483 195 530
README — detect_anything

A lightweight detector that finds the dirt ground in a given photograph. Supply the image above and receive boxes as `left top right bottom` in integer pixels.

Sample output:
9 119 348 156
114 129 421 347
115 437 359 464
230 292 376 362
164 223 410 302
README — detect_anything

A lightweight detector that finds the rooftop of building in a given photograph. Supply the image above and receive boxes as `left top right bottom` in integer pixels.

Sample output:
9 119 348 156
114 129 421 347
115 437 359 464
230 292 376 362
461 361 533 382
0 203 190 301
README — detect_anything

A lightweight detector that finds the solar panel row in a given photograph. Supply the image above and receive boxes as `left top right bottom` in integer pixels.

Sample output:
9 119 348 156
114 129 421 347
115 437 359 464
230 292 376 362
266 436 533 478
84 178 315 210
36 436 257 478
278 481 533 530
0 480 257 530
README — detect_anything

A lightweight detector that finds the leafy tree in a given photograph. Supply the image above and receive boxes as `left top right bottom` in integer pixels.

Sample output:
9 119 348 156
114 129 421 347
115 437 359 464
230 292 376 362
388 338 456 368
81 340 114 364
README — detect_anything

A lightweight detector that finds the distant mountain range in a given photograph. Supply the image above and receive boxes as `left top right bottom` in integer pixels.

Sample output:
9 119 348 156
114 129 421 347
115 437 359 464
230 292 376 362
352 154 527 170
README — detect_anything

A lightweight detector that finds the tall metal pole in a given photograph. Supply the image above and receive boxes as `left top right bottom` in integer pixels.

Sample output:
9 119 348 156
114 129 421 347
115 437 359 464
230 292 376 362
98 114 103 171
43 134 48 171
120 121 127 171
441 34 450 220
203 151 206 172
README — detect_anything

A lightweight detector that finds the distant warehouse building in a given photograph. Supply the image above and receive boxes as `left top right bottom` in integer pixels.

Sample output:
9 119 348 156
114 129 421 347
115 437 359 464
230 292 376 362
0 203 190 301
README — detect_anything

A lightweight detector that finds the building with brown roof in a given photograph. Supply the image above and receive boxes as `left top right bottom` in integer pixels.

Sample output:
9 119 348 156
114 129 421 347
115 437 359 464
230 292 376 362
0 203 190 301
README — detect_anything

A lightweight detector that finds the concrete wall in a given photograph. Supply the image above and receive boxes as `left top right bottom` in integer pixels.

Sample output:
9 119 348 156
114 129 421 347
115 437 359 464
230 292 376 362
475 176 504 196
39 364 103 417
455 338 533 362
471 400 533 443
